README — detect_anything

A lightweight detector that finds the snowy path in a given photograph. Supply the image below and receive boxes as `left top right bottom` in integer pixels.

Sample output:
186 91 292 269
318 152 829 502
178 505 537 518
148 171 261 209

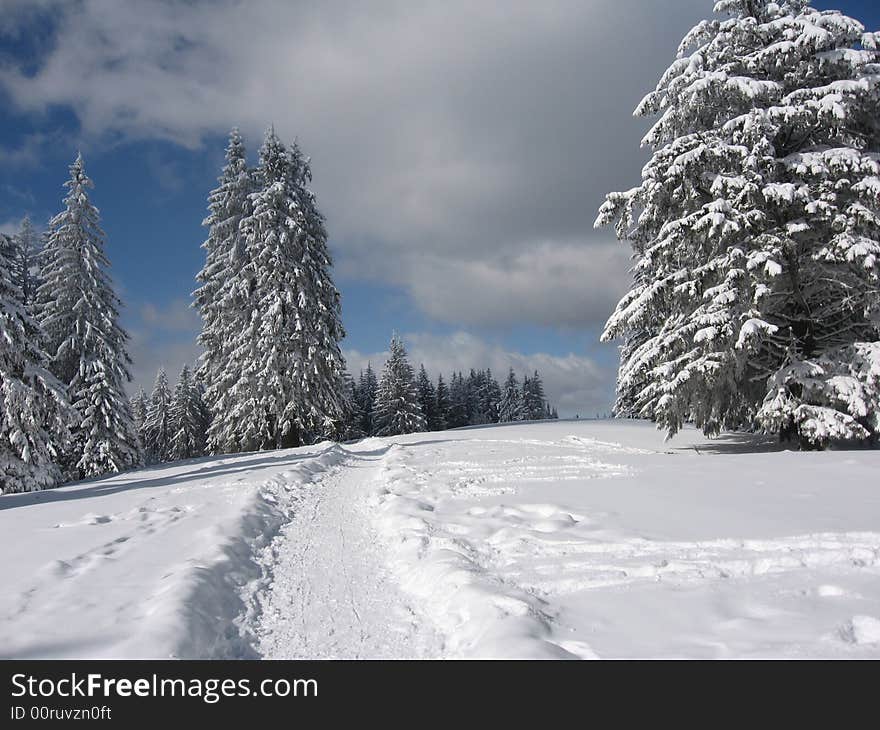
251 445 443 658
1 420 879 658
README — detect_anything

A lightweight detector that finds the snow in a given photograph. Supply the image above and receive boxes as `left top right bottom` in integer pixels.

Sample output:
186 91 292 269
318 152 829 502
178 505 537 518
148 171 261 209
1 420 879 659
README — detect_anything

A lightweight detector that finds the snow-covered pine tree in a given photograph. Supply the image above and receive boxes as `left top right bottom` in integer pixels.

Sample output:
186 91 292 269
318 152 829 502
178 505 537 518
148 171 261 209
194 128 254 455
415 364 438 431
597 0 880 447
446 372 469 428
522 370 547 420
143 368 172 464
358 364 379 435
373 335 426 436
481 369 501 423
434 373 450 431
169 364 207 461
12 216 41 308
0 232 73 493
130 389 148 431
498 368 523 422
129 388 148 453
291 137 348 439
37 154 141 477
229 128 346 450
336 372 365 441
464 369 481 424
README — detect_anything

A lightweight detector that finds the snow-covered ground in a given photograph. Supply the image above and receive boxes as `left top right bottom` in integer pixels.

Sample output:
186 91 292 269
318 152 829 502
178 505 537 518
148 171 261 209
2 420 879 659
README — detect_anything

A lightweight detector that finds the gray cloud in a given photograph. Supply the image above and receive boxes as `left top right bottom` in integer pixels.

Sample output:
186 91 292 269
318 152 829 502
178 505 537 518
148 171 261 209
0 0 706 331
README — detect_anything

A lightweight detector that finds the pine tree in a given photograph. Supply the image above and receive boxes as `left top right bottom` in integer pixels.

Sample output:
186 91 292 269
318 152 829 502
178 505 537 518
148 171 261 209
336 372 365 441
169 365 207 461
195 128 255 455
446 372 469 428
520 371 547 421
482 369 501 423
0 233 73 493
130 389 148 431
357 364 379 435
143 368 172 464
37 154 140 477
498 368 523 422
531 371 547 419
12 216 41 308
415 364 438 431
229 128 346 450
434 373 450 431
129 388 148 453
373 335 426 436
597 0 880 447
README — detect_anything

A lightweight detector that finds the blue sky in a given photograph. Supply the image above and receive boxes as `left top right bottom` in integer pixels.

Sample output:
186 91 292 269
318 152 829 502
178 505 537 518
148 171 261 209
0 0 877 415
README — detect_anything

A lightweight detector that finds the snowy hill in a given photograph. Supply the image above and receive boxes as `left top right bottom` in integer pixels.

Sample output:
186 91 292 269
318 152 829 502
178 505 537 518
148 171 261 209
1 420 879 659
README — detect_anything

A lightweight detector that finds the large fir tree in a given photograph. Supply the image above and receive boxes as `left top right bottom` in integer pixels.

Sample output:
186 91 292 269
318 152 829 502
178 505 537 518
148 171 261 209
37 154 140 476
194 128 254 454
597 0 880 446
227 128 347 450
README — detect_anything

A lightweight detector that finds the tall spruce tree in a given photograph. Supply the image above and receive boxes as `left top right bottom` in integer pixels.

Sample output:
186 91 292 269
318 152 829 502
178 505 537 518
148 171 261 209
195 128 254 455
169 364 207 461
0 233 73 493
597 1 880 447
37 154 140 477
373 335 426 436
143 369 172 464
228 128 346 450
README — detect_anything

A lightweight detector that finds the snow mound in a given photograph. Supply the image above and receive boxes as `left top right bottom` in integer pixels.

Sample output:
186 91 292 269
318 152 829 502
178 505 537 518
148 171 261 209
840 616 880 646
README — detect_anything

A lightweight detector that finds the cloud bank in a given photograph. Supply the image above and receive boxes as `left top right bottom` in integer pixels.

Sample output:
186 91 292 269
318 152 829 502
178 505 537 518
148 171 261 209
0 0 705 330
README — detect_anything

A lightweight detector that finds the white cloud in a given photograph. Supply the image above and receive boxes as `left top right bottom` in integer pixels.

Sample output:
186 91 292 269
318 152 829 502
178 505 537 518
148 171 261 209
0 0 706 329
0 218 22 235
125 299 203 395
139 298 201 332
345 331 614 417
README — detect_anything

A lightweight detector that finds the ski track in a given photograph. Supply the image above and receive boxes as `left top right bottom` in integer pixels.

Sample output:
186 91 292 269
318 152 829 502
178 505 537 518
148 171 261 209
251 446 444 659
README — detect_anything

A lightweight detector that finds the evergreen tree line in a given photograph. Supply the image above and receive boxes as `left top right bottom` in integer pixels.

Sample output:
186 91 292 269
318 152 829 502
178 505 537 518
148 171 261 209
130 366 210 464
1 155 140 493
597 0 880 449
338 335 558 440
